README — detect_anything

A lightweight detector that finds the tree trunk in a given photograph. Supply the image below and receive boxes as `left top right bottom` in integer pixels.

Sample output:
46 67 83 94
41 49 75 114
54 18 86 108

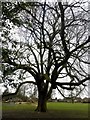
35 81 49 112
35 93 47 112
35 83 48 112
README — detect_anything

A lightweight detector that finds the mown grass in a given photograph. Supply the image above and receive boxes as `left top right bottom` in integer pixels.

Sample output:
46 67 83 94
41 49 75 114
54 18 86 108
47 102 89 111
47 102 89 118
2 102 35 111
2 102 90 118
2 102 89 112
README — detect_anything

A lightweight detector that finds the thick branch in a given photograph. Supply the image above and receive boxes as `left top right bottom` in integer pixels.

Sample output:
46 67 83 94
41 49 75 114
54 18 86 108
56 77 90 87
56 86 66 98
2 49 38 77
58 2 69 54
46 86 53 100
28 45 40 74
2 81 36 98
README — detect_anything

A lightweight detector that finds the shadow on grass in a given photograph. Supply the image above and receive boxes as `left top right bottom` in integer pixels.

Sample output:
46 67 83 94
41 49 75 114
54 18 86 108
2 110 89 120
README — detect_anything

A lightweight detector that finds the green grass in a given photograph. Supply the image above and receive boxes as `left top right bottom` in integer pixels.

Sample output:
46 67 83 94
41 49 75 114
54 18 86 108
47 102 89 118
2 102 89 111
47 102 88 111
2 102 89 118
2 102 35 111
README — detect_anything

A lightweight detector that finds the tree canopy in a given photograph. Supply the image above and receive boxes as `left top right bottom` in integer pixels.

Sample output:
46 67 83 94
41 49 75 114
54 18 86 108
1 1 90 112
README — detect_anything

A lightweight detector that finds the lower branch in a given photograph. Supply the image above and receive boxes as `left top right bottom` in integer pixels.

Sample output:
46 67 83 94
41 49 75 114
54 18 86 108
56 86 66 98
2 81 36 98
56 77 90 88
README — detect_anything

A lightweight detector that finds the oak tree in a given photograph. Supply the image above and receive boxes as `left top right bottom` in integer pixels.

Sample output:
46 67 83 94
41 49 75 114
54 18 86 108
1 1 90 112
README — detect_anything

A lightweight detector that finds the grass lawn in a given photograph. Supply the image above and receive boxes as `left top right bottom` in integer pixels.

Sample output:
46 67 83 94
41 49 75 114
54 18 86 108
2 102 35 111
1 102 90 119
47 102 89 118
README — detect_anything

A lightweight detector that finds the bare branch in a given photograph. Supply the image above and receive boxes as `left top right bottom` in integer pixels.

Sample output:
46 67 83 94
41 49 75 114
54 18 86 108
2 81 36 98
56 77 90 87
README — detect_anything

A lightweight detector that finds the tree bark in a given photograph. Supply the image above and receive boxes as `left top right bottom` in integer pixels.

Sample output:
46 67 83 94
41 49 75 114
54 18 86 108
35 82 48 112
35 93 47 112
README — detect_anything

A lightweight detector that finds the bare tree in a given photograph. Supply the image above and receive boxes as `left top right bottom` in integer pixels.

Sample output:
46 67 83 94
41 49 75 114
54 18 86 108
1 1 90 112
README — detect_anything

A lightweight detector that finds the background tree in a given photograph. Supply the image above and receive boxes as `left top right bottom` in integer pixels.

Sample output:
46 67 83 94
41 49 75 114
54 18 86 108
1 1 90 112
